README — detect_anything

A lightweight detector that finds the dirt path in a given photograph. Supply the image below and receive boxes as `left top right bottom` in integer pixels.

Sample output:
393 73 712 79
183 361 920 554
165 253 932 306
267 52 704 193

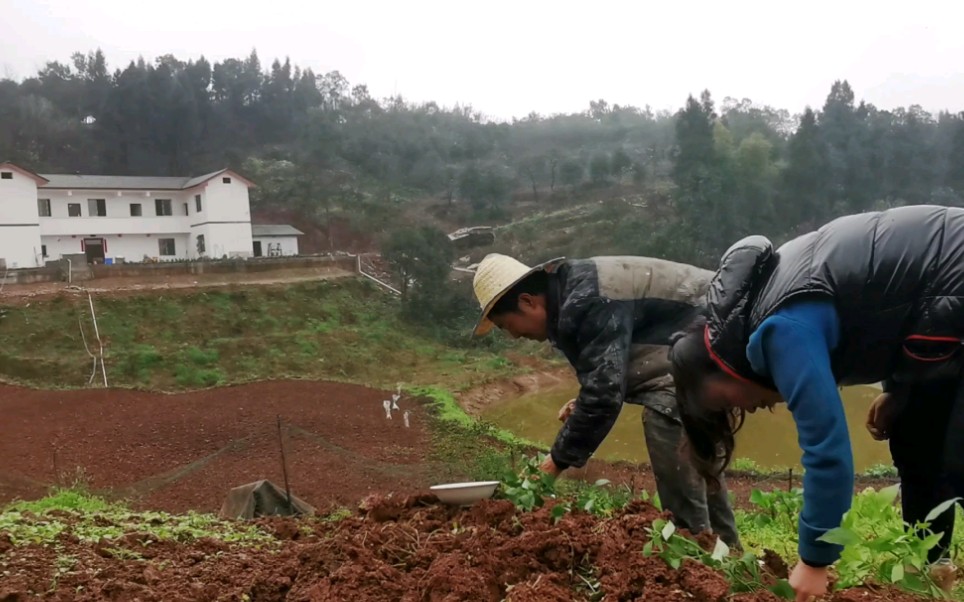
0 266 354 305
457 367 573 418
0 380 434 513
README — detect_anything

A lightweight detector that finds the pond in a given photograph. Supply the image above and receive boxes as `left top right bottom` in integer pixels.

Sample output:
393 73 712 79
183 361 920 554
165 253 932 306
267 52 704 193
482 380 892 471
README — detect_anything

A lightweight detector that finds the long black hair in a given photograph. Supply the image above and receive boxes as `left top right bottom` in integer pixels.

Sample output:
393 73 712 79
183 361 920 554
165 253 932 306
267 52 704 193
668 316 745 490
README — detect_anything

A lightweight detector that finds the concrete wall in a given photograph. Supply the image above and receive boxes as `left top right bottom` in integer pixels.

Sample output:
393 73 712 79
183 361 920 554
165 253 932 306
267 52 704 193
193 222 253 259
88 254 357 278
0 168 43 268
42 233 192 263
253 236 300 257
3 254 357 284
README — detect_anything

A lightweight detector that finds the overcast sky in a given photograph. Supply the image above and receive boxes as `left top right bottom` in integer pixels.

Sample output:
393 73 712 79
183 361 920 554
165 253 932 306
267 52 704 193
2 0 962 120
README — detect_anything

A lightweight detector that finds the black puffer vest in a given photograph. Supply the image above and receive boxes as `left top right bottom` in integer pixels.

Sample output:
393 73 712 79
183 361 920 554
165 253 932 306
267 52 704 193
705 205 964 387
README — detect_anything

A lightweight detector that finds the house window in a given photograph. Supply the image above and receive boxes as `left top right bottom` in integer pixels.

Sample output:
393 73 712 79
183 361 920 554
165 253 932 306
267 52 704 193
222 177 231 184
155 198 172 216
42 245 47 257
68 203 82 217
88 199 106 217
195 194 202 212
183 202 189 216
1 172 11 180
196 234 206 254
158 238 176 256
38 199 51 217
130 203 142 216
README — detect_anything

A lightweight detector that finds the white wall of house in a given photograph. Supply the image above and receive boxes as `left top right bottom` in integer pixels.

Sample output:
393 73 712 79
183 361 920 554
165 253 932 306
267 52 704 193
190 175 252 258
193 222 254 258
194 174 250 223
0 168 44 268
3 167 258 266
41 233 191 263
39 189 194 236
253 236 300 257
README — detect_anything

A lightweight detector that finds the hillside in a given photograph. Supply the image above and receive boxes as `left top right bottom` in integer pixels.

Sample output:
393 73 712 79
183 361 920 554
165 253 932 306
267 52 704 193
0 278 555 392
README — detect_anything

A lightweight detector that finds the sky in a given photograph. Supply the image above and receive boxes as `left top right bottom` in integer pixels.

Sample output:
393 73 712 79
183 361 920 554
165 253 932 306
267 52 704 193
2 0 963 121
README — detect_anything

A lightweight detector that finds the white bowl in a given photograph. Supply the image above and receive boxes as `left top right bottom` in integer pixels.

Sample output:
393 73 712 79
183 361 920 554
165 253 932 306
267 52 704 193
430 481 501 506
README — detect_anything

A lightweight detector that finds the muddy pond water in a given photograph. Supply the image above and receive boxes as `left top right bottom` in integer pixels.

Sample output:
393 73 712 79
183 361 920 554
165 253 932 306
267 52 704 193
482 381 893 471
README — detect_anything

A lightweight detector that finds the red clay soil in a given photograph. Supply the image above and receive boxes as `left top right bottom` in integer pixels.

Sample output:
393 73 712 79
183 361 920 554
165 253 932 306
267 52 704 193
0 381 435 513
0 496 929 602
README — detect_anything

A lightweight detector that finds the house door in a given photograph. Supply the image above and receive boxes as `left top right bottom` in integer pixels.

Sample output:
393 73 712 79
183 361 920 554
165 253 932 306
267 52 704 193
253 241 263 257
83 238 105 264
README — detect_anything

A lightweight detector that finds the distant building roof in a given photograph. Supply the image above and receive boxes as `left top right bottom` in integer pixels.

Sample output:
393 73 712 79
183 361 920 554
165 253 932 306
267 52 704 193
252 224 304 237
0 161 49 185
36 168 255 190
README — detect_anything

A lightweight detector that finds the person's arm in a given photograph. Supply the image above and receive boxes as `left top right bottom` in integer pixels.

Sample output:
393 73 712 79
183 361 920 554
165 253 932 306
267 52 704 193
549 297 633 469
747 300 850 567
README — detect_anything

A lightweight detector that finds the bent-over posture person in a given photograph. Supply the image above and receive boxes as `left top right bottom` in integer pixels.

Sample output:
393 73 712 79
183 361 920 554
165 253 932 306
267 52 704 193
472 252 740 547
669 204 964 600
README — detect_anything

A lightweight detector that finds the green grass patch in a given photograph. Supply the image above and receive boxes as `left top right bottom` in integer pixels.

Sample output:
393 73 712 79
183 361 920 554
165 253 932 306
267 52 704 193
1 488 272 547
0 279 543 392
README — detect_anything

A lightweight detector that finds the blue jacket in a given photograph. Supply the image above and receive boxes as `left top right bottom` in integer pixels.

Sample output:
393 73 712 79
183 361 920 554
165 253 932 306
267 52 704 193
747 299 849 566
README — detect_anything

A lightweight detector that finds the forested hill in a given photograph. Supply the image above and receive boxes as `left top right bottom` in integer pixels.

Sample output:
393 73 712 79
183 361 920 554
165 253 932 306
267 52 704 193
3 49 964 265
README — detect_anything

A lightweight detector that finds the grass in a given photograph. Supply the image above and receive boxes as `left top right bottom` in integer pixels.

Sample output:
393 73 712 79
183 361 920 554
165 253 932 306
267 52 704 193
0 279 545 392
728 457 900 480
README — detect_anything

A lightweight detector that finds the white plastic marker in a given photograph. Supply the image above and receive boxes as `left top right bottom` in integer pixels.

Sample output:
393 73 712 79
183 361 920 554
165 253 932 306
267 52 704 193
382 399 392 419
403 410 411 428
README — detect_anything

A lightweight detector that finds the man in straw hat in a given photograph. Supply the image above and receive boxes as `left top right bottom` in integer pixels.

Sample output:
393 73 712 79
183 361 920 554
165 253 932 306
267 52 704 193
472 253 740 546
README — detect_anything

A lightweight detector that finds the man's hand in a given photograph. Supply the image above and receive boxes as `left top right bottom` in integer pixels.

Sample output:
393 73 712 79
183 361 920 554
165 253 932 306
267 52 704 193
557 398 576 422
866 392 896 441
539 455 563 478
790 562 828 602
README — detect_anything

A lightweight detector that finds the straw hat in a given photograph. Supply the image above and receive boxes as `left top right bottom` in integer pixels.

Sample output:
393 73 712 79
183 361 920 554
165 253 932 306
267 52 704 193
472 253 562 336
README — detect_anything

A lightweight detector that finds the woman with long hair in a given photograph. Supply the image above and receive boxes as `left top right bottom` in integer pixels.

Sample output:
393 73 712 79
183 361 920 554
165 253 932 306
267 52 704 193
668 205 964 601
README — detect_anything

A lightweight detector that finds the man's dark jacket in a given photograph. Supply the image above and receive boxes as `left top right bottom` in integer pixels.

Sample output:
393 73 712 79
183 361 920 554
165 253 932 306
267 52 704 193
545 256 711 468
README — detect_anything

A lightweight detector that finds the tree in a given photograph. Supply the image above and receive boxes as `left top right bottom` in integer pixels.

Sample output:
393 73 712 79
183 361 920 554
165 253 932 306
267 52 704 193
517 155 546 200
559 159 584 188
458 164 512 211
382 226 454 303
589 152 612 185
611 148 632 181
779 108 829 231
672 91 725 264
947 113 964 193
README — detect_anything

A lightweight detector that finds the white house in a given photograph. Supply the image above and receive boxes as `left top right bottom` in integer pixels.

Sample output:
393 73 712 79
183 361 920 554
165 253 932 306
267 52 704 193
252 224 304 257
0 162 299 269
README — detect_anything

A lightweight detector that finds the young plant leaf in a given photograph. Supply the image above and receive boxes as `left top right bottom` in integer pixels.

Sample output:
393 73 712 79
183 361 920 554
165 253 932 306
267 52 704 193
711 537 729 562
818 527 862 546
879 483 901 505
661 520 676 540
925 497 962 523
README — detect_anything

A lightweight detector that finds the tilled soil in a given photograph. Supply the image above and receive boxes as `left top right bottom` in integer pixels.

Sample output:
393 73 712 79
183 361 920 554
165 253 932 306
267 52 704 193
0 381 434 513
0 495 930 602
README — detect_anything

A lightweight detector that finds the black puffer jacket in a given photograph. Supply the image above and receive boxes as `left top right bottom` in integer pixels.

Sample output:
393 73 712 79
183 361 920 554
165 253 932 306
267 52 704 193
544 256 712 468
706 205 964 388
